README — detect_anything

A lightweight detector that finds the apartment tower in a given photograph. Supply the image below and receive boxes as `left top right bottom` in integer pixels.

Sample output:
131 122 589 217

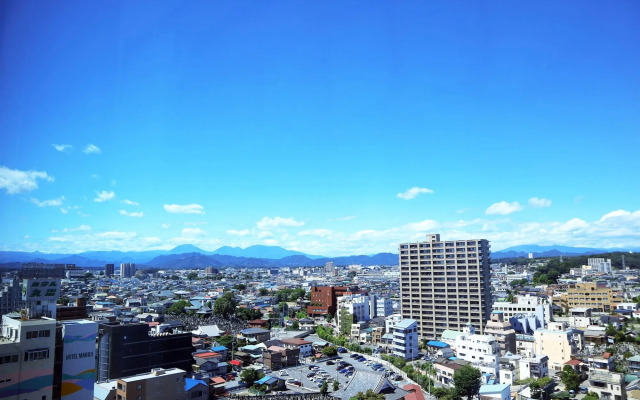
399 234 491 339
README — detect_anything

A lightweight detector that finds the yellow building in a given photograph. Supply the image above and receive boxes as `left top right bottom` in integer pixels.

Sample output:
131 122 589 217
565 283 621 313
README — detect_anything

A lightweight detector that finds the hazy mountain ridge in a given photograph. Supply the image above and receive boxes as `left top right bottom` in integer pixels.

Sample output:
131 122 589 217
1 244 637 267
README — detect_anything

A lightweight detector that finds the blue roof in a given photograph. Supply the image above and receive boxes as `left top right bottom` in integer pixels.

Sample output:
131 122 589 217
396 319 417 329
212 345 227 351
185 378 207 391
255 376 272 385
427 340 448 348
479 384 510 394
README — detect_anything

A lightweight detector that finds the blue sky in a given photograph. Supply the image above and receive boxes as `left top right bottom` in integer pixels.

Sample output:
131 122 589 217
1 1 639 256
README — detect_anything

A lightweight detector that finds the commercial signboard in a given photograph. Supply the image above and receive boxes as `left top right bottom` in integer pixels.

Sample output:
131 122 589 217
61 320 97 400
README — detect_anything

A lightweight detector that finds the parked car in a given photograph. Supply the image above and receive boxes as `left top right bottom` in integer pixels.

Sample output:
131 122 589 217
338 347 347 353
326 360 335 365
307 372 316 377
308 365 316 370
339 369 349 374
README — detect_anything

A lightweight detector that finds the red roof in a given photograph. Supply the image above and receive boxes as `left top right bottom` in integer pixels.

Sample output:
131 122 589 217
211 377 226 385
403 383 426 400
194 351 222 359
565 359 582 366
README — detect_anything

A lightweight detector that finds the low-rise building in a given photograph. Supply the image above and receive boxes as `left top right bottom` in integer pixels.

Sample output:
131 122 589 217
588 370 625 400
392 319 419 360
116 368 186 400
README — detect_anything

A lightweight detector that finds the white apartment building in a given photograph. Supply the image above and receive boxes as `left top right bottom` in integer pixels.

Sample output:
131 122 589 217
337 294 370 323
492 295 552 323
392 319 419 360
0 315 57 400
454 325 500 377
533 322 583 372
400 234 492 339
386 314 403 334
376 297 394 318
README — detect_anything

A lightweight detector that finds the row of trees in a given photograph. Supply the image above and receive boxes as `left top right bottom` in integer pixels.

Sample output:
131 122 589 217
167 292 264 321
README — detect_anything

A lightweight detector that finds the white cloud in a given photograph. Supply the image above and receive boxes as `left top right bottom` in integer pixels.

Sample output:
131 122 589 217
83 144 101 154
119 210 144 217
30 196 65 207
142 237 162 244
161 223 170 229
182 228 205 237
62 225 91 233
397 187 434 200
257 231 274 239
257 216 305 230
164 204 205 214
94 190 115 202
528 197 552 208
227 229 251 236
122 199 139 206
60 208 68 214
52 144 72 152
404 219 439 232
0 166 54 194
298 229 334 237
262 239 278 246
96 231 136 240
600 210 632 221
485 201 524 215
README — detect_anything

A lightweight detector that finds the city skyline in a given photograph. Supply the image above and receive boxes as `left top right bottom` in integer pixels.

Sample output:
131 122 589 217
1 1 639 256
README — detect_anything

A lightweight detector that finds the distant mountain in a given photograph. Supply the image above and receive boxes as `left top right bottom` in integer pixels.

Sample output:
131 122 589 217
492 244 639 259
212 245 321 259
168 244 207 255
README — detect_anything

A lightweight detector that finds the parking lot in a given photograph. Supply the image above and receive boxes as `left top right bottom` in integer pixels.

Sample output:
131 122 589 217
276 352 401 393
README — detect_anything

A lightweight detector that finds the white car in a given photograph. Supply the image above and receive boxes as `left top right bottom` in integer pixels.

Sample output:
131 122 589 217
279 371 289 376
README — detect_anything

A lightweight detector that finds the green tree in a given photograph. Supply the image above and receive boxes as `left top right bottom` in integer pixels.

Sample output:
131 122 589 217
333 379 339 391
240 368 263 387
287 321 300 331
167 299 190 315
583 392 599 400
296 310 307 319
320 380 328 395
561 365 580 392
259 288 269 296
322 346 338 357
216 335 233 350
326 313 333 323
351 389 385 400
186 272 199 280
433 387 457 399
213 292 238 317
236 307 263 321
453 365 482 400
339 309 353 335
170 275 180 280
233 283 247 290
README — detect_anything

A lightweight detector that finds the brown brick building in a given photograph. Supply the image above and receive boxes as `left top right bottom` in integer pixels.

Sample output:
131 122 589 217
306 286 362 317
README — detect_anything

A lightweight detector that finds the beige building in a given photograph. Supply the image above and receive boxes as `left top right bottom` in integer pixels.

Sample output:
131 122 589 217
533 322 583 372
485 312 516 354
116 368 186 400
399 234 491 339
564 283 621 313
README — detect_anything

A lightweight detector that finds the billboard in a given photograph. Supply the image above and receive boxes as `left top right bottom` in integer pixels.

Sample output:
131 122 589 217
61 320 97 400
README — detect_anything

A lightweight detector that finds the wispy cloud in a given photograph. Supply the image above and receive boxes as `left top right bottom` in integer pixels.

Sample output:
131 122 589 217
119 210 144 217
0 166 54 195
52 144 72 152
122 199 139 206
164 204 205 214
257 216 305 230
227 229 251 236
397 186 434 200
94 190 115 202
83 144 101 154
298 229 334 237
182 228 205 237
485 201 524 215
161 223 170 229
528 197 552 208
30 196 65 207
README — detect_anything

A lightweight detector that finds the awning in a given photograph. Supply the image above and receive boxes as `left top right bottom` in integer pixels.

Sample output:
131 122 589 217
230 360 241 366
427 340 448 348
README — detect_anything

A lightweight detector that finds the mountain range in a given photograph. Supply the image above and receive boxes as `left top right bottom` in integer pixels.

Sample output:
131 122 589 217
0 244 636 268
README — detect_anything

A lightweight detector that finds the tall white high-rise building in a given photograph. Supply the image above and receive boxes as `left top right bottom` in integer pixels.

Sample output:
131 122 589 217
399 234 491 339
